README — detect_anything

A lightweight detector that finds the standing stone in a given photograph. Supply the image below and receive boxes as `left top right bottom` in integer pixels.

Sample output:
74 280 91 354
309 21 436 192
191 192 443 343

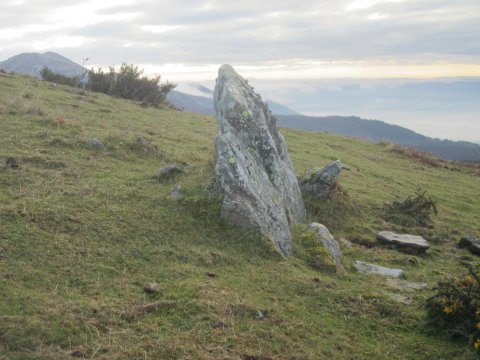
214 64 306 256
300 160 343 198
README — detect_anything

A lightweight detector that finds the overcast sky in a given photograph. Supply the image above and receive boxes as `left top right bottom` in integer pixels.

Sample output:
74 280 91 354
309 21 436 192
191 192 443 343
1 0 479 81
1 0 479 141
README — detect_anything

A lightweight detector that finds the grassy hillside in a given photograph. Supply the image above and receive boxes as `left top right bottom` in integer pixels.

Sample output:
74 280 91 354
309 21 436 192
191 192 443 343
1 73 480 359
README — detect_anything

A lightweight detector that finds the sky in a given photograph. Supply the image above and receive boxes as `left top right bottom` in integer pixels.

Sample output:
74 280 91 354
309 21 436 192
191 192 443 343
1 0 479 141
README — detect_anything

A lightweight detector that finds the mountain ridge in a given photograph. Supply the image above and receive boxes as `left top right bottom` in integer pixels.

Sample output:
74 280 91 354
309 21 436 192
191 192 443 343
2 51 478 162
0 51 86 78
276 114 480 163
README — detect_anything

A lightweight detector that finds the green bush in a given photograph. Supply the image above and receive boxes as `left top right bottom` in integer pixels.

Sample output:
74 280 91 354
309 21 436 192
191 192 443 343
40 67 80 87
40 64 175 107
426 269 480 350
87 63 175 107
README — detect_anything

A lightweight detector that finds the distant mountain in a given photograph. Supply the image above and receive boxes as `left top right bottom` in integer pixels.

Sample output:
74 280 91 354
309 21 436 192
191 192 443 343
167 85 300 116
267 101 301 116
0 52 85 78
276 114 480 163
167 90 215 115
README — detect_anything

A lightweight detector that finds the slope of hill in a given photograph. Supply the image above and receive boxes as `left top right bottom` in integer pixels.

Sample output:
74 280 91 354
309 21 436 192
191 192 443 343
1 72 480 359
0 51 85 78
277 114 480 162
167 85 300 116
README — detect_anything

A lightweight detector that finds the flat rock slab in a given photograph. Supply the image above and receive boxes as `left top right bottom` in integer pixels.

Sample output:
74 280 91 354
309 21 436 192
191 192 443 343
377 231 429 254
386 278 427 292
459 236 480 256
354 261 404 278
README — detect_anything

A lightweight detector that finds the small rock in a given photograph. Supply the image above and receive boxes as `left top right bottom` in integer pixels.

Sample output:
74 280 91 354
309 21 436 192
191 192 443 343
156 164 183 182
211 321 229 329
89 138 105 150
143 282 159 294
170 185 184 199
300 160 343 198
206 272 217 278
308 223 343 271
459 236 480 256
255 310 268 320
386 278 427 292
354 261 404 278
389 293 412 305
377 231 429 254
6 157 19 169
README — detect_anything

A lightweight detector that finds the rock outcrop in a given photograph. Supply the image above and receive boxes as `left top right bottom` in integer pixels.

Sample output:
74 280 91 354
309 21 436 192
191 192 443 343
300 160 343 198
213 64 306 256
377 231 429 254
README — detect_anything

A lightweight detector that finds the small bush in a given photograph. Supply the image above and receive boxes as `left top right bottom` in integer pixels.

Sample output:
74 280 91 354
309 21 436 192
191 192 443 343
39 64 175 108
40 67 81 87
383 188 437 228
427 269 480 350
9 95 46 116
87 63 175 107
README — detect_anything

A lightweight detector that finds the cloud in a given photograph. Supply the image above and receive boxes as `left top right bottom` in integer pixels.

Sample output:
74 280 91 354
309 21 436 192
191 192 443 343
0 0 479 81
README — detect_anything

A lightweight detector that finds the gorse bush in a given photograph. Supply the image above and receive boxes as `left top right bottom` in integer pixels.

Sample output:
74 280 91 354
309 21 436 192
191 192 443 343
427 269 480 350
87 63 175 107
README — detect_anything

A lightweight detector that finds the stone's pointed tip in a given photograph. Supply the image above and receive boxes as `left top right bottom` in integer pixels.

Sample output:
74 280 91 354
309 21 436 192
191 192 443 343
218 64 237 77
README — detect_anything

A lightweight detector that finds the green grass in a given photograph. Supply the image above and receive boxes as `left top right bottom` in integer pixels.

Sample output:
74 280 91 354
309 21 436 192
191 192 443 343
1 72 480 359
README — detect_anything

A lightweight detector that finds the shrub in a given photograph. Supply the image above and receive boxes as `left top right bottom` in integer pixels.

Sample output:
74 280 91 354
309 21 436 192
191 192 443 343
426 269 480 350
87 63 175 107
383 188 437 228
40 67 80 87
9 94 46 116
